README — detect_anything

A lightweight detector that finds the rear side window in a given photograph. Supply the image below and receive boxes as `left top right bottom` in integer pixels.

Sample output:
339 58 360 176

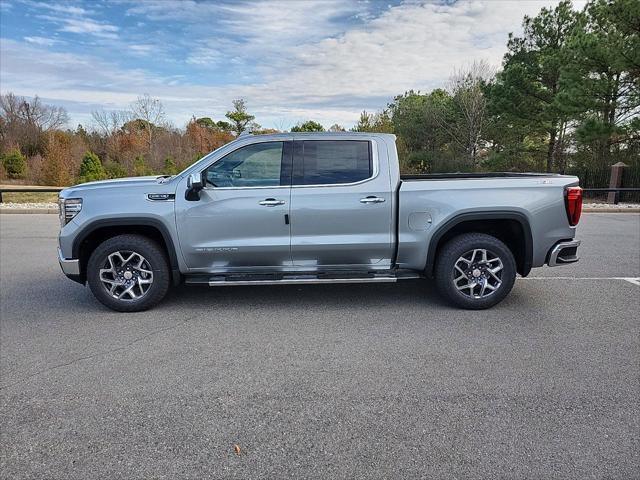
294 140 372 185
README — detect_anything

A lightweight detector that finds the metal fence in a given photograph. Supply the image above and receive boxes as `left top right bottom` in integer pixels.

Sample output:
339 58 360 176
0 187 63 203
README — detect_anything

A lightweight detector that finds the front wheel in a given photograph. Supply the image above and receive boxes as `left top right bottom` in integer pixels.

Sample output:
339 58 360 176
87 234 170 312
434 233 516 310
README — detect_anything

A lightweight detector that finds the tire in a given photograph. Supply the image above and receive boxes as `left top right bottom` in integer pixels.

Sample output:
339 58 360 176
434 233 516 310
87 234 170 312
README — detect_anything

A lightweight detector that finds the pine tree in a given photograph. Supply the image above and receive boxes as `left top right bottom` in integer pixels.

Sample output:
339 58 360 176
1 149 27 179
77 151 107 183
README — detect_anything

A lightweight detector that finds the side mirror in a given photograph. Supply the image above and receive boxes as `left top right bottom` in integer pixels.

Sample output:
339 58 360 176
186 172 205 201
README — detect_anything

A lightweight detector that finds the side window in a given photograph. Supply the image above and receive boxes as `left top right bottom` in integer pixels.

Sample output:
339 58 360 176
295 140 372 185
205 142 284 187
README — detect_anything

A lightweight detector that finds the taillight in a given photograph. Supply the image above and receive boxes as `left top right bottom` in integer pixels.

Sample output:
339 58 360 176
565 186 582 226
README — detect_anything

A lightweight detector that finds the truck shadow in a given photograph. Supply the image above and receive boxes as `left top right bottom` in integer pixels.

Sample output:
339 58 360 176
162 279 450 310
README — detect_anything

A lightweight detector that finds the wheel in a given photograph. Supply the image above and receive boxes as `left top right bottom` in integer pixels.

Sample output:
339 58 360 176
86 234 170 312
434 233 516 310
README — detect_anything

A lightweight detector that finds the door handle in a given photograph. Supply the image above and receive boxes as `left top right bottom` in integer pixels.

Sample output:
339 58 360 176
360 196 385 204
259 198 285 207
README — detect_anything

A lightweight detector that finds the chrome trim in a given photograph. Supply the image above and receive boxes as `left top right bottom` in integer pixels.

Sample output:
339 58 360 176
208 277 397 286
58 248 80 276
548 240 581 267
258 199 285 206
360 196 385 204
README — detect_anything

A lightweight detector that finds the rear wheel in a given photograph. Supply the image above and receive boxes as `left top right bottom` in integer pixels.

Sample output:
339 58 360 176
434 233 516 309
87 234 170 312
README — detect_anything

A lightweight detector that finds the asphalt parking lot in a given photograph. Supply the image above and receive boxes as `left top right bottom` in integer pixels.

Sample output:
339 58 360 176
1 213 638 479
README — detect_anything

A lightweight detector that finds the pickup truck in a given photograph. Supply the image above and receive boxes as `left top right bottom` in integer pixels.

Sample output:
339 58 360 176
57 132 582 312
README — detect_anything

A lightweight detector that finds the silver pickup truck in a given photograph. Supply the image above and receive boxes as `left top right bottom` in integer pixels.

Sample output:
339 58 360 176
58 132 582 312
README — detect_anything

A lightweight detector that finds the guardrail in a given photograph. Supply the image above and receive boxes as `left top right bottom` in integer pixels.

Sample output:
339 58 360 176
0 187 63 203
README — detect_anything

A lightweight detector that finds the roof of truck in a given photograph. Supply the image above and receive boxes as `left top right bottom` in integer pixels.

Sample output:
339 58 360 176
240 131 396 141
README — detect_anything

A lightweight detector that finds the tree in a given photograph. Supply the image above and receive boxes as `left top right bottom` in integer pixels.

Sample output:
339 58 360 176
225 99 256 135
133 155 153 176
291 120 325 132
352 109 394 133
104 160 128 179
43 131 72 186
489 0 580 171
1 93 69 156
91 109 130 137
130 94 165 153
162 156 179 175
195 117 216 129
446 61 495 169
78 151 107 183
186 117 234 155
328 124 346 132
1 148 27 179
558 0 640 166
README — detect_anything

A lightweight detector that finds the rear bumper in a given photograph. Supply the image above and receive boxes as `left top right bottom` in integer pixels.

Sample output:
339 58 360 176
547 240 581 267
58 247 80 276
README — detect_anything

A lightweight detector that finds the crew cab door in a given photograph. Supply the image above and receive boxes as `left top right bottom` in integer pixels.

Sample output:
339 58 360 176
176 140 293 271
289 139 394 268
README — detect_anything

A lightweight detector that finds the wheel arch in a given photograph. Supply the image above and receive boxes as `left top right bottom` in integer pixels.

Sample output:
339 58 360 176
424 211 533 278
72 218 181 285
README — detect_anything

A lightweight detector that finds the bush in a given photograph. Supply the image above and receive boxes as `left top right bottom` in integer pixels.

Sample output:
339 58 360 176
1 149 27 179
133 155 153 176
162 156 179 175
77 151 107 183
104 160 128 179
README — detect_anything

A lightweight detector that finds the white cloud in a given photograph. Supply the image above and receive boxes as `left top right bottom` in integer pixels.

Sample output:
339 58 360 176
129 44 154 56
2 1 576 128
23 35 62 46
30 1 89 16
48 16 119 38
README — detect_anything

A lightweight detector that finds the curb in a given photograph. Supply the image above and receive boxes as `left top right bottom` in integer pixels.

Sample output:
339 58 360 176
0 209 58 214
583 208 640 213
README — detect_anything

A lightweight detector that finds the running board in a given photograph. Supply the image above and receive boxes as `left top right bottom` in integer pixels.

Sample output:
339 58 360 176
207 277 398 286
185 271 421 287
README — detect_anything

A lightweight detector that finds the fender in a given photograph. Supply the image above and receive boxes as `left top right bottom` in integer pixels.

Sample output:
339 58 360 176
424 211 533 277
71 217 181 284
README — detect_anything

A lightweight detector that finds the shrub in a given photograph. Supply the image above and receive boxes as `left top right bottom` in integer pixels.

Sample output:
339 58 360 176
104 160 128 179
77 151 107 183
133 155 153 176
162 157 179 175
1 149 27 179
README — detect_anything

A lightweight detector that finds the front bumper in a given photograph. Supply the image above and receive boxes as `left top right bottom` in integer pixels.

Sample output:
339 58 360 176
58 247 80 276
548 240 581 267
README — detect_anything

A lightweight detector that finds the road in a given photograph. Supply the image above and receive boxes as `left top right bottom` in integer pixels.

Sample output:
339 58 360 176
1 214 638 479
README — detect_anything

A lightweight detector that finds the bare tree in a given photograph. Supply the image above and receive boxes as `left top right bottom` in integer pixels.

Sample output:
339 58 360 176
0 92 69 154
446 60 495 169
91 109 131 137
130 94 165 153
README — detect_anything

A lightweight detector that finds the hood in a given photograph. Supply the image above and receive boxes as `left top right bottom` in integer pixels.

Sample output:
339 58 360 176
60 175 174 197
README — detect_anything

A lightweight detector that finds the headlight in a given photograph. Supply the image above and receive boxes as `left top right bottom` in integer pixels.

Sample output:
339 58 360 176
59 198 82 226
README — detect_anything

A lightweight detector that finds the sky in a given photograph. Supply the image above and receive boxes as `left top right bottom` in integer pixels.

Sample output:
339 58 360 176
0 0 574 130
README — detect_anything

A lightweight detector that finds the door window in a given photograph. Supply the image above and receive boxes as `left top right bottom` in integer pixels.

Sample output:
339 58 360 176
294 140 371 185
205 142 284 187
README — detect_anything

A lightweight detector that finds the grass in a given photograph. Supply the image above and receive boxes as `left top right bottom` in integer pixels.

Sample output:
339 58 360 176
0 192 59 203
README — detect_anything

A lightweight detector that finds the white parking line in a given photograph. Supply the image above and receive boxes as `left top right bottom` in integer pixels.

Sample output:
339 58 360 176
521 277 640 286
